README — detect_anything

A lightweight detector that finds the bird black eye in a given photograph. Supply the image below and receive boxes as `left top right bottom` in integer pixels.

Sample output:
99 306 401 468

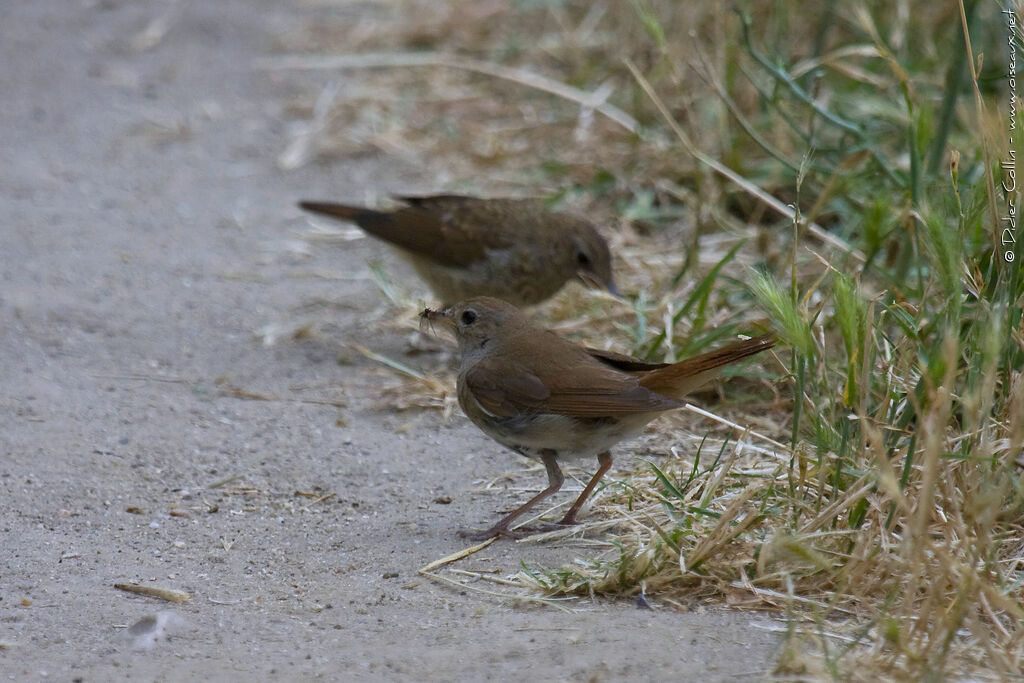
576 251 591 267
460 309 478 325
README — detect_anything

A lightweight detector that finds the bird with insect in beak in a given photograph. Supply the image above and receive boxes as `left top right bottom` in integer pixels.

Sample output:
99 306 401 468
421 297 776 540
298 195 617 307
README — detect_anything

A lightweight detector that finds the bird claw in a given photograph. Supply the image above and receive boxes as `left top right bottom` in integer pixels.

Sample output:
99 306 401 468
458 526 528 541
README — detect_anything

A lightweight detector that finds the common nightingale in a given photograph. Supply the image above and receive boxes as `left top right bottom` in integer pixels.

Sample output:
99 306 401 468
422 297 775 540
298 195 616 306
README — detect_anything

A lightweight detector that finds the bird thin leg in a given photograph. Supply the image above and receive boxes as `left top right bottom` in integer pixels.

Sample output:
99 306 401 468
460 450 564 541
555 451 613 527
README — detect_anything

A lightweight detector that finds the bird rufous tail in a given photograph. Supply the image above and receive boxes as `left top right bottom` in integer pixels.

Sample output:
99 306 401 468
638 334 775 398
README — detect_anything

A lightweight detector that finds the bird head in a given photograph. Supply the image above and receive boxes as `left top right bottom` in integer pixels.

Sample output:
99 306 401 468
420 297 525 361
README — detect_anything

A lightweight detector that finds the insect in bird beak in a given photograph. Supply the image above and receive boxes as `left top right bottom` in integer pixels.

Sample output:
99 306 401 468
419 306 455 335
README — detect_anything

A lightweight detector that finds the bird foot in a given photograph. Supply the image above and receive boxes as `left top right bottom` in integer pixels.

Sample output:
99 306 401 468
458 526 525 541
530 520 582 534
458 519 583 541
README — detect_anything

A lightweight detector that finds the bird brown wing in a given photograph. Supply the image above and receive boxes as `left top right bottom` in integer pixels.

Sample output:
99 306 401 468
298 197 515 267
463 356 681 419
393 195 528 263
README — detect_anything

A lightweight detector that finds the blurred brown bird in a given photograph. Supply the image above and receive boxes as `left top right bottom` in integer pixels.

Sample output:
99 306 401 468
422 297 775 540
298 195 616 306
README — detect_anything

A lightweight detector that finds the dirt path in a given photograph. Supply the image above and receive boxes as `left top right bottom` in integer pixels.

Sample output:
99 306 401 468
1 2 778 679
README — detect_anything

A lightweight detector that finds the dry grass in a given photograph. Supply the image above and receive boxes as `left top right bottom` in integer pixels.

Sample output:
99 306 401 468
274 1 1024 678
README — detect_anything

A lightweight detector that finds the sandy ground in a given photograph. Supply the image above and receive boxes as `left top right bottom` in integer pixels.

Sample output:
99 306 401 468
1 2 779 680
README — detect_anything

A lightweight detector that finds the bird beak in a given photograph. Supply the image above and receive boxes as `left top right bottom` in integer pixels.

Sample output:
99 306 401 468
419 306 455 335
578 270 620 298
